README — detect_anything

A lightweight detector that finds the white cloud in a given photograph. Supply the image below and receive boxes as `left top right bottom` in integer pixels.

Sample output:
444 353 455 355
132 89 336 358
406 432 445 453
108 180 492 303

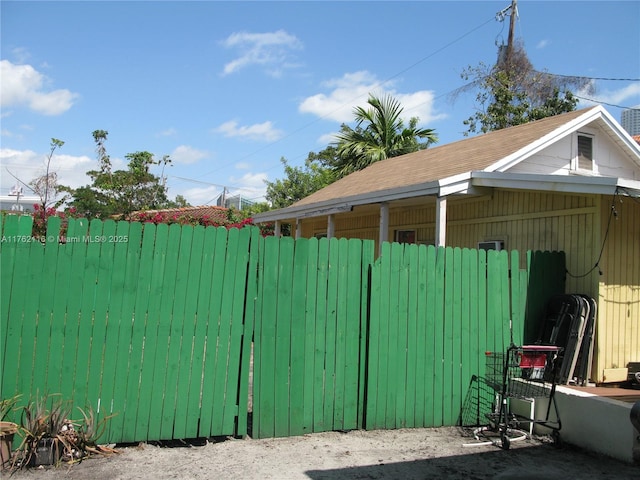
220 30 303 76
318 131 339 145
0 60 79 115
536 39 550 49
157 128 177 137
298 70 446 126
0 148 93 198
178 185 221 206
215 120 284 142
577 82 640 107
11 47 31 64
229 171 268 201
170 145 209 165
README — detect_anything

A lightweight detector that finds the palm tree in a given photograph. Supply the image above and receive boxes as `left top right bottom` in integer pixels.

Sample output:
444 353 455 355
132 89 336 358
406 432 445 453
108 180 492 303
331 94 438 178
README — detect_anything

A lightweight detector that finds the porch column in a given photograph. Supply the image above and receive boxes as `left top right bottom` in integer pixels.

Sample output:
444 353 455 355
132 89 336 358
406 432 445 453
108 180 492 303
379 202 389 255
327 214 335 239
435 195 447 247
295 218 302 239
274 220 281 238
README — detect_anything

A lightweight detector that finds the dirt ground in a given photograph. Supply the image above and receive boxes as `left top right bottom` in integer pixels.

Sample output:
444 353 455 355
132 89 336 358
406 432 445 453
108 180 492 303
4 427 638 480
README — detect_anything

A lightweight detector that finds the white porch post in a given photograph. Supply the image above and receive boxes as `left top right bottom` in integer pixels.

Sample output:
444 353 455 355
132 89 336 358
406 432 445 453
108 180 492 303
379 202 389 255
274 220 281 238
327 214 335 239
435 195 447 247
295 218 302 239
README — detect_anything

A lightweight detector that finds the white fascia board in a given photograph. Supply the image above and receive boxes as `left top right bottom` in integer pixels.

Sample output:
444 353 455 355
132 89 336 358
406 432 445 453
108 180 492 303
617 178 640 197
252 181 442 223
597 108 640 166
437 172 473 196
471 171 624 195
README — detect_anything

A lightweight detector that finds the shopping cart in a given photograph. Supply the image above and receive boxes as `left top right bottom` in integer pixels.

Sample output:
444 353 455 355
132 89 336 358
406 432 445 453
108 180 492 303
471 344 563 449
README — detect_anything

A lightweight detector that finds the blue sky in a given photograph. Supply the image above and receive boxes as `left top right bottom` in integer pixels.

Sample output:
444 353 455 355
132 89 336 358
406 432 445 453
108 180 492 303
2 0 639 207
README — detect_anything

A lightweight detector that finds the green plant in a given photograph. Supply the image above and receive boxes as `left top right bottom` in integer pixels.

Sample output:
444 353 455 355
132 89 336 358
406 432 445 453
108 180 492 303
0 395 21 421
10 394 117 470
74 407 118 456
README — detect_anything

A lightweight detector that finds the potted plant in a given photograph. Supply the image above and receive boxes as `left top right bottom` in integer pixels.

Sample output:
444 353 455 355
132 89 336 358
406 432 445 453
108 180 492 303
0 395 20 470
10 394 118 471
13 394 70 467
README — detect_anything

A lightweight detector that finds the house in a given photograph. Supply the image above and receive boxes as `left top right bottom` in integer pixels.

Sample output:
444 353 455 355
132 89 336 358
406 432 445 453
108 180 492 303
253 106 640 384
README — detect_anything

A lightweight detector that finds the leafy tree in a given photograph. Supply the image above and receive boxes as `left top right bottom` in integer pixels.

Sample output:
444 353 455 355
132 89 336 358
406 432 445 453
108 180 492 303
329 94 438 178
459 42 591 135
64 131 176 218
30 138 67 212
265 156 333 209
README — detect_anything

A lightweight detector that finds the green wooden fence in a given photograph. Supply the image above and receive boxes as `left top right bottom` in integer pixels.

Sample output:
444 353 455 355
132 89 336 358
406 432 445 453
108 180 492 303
1 215 258 442
1 216 565 443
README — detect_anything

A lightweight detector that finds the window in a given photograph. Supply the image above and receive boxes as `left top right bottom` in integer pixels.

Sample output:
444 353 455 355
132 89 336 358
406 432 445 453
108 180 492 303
577 134 593 171
395 230 416 244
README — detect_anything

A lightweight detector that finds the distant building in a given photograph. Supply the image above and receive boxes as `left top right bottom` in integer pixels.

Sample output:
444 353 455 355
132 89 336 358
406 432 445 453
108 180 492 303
0 185 39 213
216 192 255 210
621 106 640 136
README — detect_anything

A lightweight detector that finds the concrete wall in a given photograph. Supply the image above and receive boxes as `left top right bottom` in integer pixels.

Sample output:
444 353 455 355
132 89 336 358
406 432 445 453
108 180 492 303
535 386 638 464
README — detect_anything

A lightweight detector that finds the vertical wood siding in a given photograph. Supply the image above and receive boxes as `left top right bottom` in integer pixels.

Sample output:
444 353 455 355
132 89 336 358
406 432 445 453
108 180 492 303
596 194 640 379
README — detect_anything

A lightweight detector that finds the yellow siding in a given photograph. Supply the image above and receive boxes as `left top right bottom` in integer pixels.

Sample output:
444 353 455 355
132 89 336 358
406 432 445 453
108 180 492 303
596 195 640 381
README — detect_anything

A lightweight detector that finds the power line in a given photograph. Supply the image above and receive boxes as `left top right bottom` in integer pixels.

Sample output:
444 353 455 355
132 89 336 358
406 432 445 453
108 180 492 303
192 14 499 183
574 95 637 110
533 70 640 82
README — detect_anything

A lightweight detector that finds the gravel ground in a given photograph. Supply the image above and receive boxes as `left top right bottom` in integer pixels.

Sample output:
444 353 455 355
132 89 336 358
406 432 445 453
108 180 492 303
3 427 639 479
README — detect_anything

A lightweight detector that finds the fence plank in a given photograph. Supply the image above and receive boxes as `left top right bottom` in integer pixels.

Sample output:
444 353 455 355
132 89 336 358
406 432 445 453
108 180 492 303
343 239 364 429
108 221 143 440
58 219 90 407
274 237 294 437
171 225 205 440
147 223 178 441
98 221 133 439
312 238 329 432
134 223 170 439
183 226 218 438
236 228 260 437
199 227 228 435
357 240 374 430
332 239 348 429
289 237 309 436
413 245 428 427
31 217 61 398
255 235 279 438
72 219 105 417
221 227 251 434
2 216 36 401
302 237 319 433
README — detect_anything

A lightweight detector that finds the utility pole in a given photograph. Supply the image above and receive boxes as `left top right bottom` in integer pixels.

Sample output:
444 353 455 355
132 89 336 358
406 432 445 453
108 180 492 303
505 0 518 67
496 0 518 71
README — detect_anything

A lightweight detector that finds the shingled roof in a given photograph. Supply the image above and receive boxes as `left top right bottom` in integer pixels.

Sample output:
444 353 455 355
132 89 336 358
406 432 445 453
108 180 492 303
253 106 640 224
293 107 594 207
